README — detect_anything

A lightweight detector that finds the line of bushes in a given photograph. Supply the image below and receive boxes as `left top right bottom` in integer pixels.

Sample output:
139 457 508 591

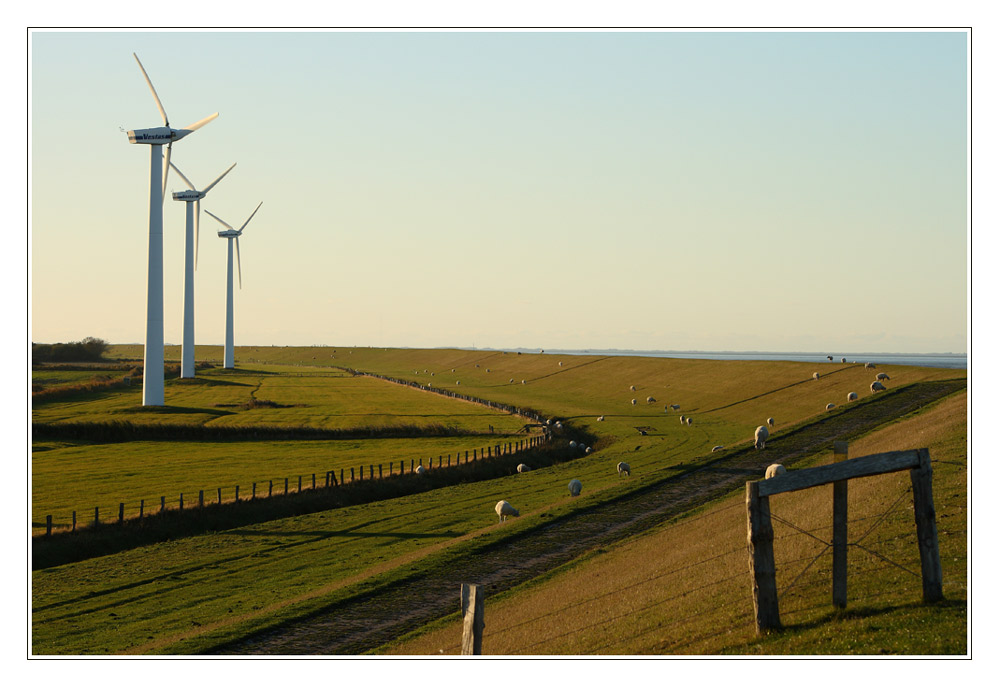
32 337 109 363
31 427 596 570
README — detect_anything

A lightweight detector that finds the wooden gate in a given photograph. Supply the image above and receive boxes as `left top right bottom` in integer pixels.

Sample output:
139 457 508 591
746 441 942 633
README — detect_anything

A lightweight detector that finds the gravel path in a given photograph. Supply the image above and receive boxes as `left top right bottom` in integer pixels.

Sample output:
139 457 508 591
213 379 965 655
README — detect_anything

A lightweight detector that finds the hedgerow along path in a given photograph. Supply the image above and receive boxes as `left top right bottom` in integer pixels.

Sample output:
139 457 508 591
209 378 965 655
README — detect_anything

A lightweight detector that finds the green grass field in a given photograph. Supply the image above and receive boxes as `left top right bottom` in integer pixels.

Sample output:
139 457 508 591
30 345 967 655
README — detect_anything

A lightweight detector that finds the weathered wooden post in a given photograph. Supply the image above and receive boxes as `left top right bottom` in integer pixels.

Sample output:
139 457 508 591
119 503 125 523
46 515 52 536
252 483 257 500
461 583 485 655
298 475 303 492
200 490 205 508
910 448 944 602
832 441 849 608
746 481 780 633
72 511 77 532
285 477 289 494
379 464 383 479
139 500 144 519
369 465 374 480
312 473 316 489
350 467 355 482
180 493 184 510
234 486 239 502
94 506 99 528
401 460 404 474
161 496 166 512
466 450 469 462
340 469 344 485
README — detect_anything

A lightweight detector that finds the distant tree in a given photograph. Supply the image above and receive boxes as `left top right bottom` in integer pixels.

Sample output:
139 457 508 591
32 337 110 362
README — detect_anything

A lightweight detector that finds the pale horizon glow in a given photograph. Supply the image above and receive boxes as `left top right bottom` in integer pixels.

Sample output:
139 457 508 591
30 29 969 354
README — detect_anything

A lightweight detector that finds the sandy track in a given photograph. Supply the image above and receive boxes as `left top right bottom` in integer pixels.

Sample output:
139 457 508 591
212 379 965 655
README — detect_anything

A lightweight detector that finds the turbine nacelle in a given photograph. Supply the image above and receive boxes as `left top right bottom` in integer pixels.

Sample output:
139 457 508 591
172 189 206 202
217 229 241 238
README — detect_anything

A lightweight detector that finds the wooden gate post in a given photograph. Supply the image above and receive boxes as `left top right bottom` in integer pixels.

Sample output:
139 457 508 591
910 448 944 602
832 441 849 608
461 583 485 655
746 481 780 632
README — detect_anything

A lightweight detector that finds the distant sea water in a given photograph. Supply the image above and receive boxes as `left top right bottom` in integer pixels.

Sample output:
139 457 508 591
489 349 968 370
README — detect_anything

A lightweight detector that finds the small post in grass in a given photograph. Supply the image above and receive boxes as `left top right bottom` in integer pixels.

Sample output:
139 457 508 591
94 506 99 528
285 477 289 494
461 583 485 655
72 511 76 532
119 503 125 523
199 490 205 509
46 515 52 536
218 487 222 504
161 496 166 512
832 441 849 608
139 500 144 519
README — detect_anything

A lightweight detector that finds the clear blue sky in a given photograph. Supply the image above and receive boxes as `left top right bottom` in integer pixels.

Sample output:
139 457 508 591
29 29 969 353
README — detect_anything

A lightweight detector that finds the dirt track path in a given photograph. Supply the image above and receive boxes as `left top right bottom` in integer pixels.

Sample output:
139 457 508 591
213 379 965 655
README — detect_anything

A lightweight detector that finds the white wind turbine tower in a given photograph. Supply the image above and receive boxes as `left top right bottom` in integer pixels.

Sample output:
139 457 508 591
169 161 237 378
126 52 218 405
205 203 263 369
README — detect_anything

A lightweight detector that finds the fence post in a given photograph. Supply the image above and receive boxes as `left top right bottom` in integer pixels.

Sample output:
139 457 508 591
119 503 125 523
466 450 469 462
910 448 944 602
369 465 374 480
313 473 316 489
832 441 849 608
379 464 383 479
46 515 52 536
252 483 257 500
235 486 240 502
139 500 144 519
285 477 289 494
298 475 303 492
161 496 165 512
351 467 355 482
411 459 414 472
746 480 780 633
72 511 76 532
340 469 344 485
200 490 205 509
461 583 486 655
180 493 184 510
94 506 99 528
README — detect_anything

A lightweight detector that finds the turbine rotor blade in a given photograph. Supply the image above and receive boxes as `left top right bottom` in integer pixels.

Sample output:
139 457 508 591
204 209 233 230
238 201 263 233
133 53 169 126
169 161 196 190
178 112 219 136
203 162 236 194
162 143 172 203
194 199 201 270
236 237 242 289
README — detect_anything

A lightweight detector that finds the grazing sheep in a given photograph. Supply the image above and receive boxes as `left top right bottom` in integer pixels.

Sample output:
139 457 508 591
827 355 833 361
630 385 636 391
646 396 656 404
679 415 686 424
847 392 858 402
826 403 836 410
555 421 562 429
871 381 886 394
585 447 591 454
767 417 775 427
865 362 876 369
522 380 526 384
569 440 578 448
686 417 692 425
876 372 890 381
558 362 563 366
765 464 786 479
516 463 530 473
415 465 426 476
495 500 520 523
813 372 820 380
631 399 637 405
638 429 647 436
509 378 514 383
597 415 605 421
755 425 769 450
568 479 582 497
670 404 680 411
617 461 631 477
712 445 724 452
841 357 847 363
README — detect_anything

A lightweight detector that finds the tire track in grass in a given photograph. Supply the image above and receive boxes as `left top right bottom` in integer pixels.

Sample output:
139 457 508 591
211 379 965 655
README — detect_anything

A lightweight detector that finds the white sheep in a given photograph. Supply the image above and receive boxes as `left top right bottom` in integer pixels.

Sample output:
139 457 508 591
646 396 656 404
569 440 578 448
516 463 530 473
670 404 680 411
597 415 605 421
585 447 591 454
558 362 563 366
680 415 686 424
876 372 890 381
631 399 637 405
568 479 582 497
617 461 631 477
847 392 858 402
495 500 520 522
686 417 692 425
826 403 836 410
522 380 526 384
755 425 769 450
767 417 775 427
865 362 876 369
764 464 786 479
712 445 724 452
841 357 847 363
871 381 886 394
415 465 426 475
813 372 820 380
630 385 636 391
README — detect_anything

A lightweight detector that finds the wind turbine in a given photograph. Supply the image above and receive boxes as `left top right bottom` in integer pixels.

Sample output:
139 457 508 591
205 203 263 369
126 52 218 405
170 161 237 378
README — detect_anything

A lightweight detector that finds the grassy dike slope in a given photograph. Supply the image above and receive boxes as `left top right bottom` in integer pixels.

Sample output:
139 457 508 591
32 347 965 654
385 390 968 655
